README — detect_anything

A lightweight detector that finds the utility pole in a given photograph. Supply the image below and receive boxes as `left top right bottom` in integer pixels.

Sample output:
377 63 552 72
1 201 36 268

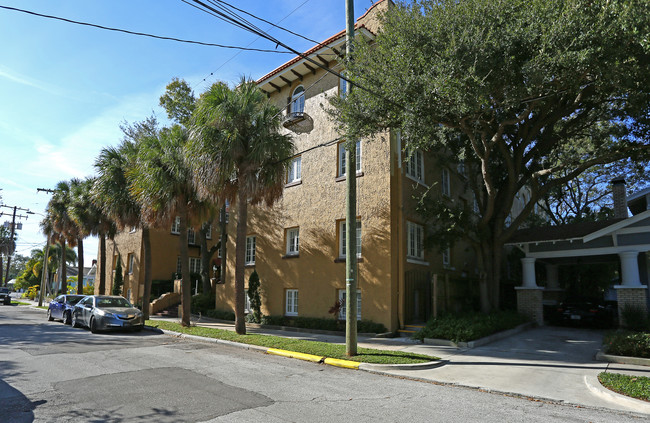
1 205 32 286
38 234 50 307
345 0 357 357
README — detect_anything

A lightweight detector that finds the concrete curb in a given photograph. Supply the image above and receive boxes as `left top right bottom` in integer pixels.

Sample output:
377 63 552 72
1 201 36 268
423 322 534 349
584 374 650 414
596 350 650 367
147 326 440 371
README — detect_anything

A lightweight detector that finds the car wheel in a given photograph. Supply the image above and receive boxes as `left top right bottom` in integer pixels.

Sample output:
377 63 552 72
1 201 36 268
47 308 54 321
63 311 71 325
90 317 99 334
71 313 80 328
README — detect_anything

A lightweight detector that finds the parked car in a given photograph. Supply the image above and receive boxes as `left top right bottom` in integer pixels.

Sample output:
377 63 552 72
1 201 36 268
72 295 144 333
0 287 11 305
549 300 617 328
47 294 85 324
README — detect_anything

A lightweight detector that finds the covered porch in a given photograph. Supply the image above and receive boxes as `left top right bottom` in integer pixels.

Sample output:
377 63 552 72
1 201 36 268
508 210 650 326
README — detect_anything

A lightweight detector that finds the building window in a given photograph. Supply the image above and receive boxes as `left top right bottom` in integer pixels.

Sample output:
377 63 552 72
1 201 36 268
287 156 301 184
405 149 424 183
407 222 424 260
338 219 361 258
176 256 182 275
442 247 450 266
286 227 299 256
290 86 305 114
171 216 181 234
441 168 451 197
457 161 466 177
286 289 298 316
338 140 361 177
339 71 348 98
244 289 251 313
338 289 361 320
245 236 256 265
205 223 212 240
127 253 135 275
188 228 196 245
189 257 201 274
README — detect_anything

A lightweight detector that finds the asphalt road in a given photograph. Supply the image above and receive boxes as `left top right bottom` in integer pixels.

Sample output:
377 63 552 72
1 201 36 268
1 304 647 422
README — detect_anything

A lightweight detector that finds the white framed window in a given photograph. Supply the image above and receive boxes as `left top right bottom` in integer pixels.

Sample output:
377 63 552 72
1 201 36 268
127 253 135 275
245 235 256 265
338 289 361 320
442 247 450 266
286 227 299 256
338 219 361 258
339 71 348 98
171 216 181 234
405 149 424 183
407 222 424 260
189 257 201 274
287 156 301 184
205 223 212 240
290 86 305 114
441 168 451 197
285 289 298 316
338 140 361 177
188 228 196 245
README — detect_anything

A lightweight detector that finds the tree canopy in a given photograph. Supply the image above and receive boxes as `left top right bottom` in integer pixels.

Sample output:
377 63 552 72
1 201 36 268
333 0 650 311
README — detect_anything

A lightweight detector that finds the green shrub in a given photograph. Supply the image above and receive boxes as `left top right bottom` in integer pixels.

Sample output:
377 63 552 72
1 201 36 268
603 331 650 358
620 305 650 332
259 315 387 334
204 309 235 321
414 310 530 342
598 372 650 401
191 293 215 314
358 319 388 334
112 255 123 296
151 279 174 298
247 271 262 323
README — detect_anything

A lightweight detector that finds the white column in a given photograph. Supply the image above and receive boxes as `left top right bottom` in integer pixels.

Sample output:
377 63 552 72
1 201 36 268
619 251 642 287
521 257 538 288
546 264 559 290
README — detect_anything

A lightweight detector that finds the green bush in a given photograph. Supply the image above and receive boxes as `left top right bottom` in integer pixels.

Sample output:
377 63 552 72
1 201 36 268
204 309 235 321
598 372 650 401
603 331 650 358
191 293 215 314
151 279 174 298
620 306 650 332
414 310 530 342
259 315 387 334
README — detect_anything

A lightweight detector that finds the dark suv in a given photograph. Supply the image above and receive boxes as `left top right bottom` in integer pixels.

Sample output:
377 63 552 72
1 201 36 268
0 287 11 305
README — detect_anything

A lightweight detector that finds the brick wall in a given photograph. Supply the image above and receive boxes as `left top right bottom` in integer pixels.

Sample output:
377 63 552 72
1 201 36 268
516 288 544 325
616 287 648 326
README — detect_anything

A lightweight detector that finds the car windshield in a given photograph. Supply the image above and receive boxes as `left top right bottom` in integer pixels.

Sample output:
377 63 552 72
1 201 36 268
0 288 9 293
67 296 84 305
97 297 132 308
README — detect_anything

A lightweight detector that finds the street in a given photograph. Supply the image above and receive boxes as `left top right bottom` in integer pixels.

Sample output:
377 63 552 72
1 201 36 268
1 305 646 422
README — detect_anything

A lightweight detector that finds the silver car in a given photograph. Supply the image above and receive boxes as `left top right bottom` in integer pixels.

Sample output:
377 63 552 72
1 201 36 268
71 295 144 333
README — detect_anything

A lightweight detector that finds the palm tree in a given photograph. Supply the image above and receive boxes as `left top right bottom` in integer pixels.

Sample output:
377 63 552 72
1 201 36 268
188 79 294 334
130 124 207 327
68 178 97 295
94 117 158 318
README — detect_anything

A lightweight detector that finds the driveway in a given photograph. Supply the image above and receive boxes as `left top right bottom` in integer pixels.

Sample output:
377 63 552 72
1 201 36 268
379 326 650 413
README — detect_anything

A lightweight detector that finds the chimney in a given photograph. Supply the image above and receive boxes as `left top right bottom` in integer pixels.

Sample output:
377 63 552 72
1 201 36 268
611 176 628 219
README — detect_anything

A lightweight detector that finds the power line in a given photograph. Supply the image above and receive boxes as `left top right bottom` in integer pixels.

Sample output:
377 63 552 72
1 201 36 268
192 0 312 89
0 5 294 53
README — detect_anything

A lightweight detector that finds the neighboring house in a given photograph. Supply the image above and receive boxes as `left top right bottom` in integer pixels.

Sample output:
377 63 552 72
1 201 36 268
215 0 479 332
508 178 650 326
95 221 221 305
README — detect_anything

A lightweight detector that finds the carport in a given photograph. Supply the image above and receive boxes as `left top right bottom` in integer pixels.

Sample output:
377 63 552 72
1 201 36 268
507 208 650 326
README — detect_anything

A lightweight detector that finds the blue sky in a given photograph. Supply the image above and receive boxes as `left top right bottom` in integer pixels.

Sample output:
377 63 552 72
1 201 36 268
0 0 375 266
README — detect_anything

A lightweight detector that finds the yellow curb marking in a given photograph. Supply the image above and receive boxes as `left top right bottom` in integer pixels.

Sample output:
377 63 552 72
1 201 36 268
324 357 360 369
267 348 324 363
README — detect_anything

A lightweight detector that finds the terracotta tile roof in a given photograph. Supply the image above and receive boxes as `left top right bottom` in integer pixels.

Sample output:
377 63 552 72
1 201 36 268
507 218 625 244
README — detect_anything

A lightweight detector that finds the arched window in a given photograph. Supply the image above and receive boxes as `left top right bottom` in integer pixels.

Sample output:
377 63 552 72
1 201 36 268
291 86 305 114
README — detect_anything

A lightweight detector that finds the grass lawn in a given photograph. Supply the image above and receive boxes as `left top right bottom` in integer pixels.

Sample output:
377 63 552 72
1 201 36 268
146 320 438 365
598 372 650 402
11 301 31 306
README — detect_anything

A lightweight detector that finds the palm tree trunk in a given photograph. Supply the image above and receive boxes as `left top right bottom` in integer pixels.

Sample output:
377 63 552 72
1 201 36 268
0 255 4 287
77 238 84 295
234 193 248 335
178 206 192 327
99 234 106 294
58 239 67 295
142 226 152 320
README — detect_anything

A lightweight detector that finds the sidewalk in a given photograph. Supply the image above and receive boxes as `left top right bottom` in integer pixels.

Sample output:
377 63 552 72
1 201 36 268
15 295 650 415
